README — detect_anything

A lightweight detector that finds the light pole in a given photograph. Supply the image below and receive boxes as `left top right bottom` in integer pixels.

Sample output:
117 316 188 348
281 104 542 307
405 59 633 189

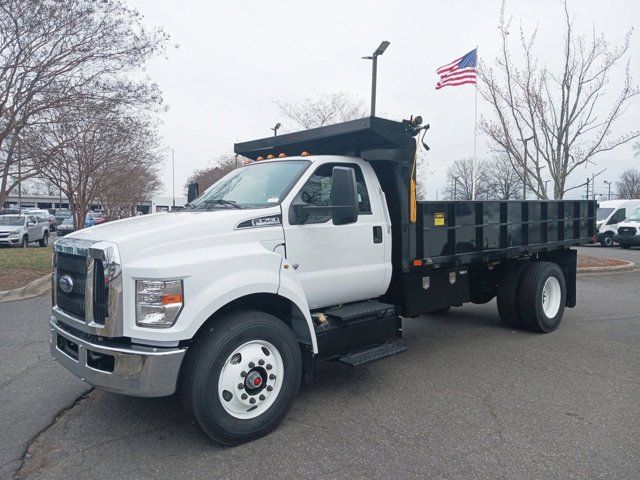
271 123 281 136
171 148 175 209
603 180 612 200
362 41 390 116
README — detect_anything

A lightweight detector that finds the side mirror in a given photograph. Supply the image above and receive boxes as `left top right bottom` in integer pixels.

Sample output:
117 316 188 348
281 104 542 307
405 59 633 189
329 166 358 225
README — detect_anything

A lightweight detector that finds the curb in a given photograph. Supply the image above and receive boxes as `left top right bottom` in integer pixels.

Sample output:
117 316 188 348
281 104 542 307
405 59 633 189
0 274 51 303
577 260 635 273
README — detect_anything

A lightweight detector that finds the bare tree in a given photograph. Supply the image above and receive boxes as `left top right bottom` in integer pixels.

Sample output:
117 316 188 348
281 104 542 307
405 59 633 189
633 142 640 158
99 158 163 220
187 155 241 193
479 1 639 199
31 102 162 228
444 158 490 200
0 0 169 207
616 169 640 199
274 91 368 130
485 155 523 199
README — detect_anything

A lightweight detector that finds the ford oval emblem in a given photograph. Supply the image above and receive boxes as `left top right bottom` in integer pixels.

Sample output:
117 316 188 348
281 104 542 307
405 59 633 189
58 274 74 294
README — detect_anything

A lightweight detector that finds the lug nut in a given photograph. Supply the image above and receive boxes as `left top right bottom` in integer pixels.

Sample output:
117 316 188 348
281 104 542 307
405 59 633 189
269 373 276 380
249 397 256 404
248 362 255 368
241 393 248 400
240 371 247 377
266 364 272 370
259 394 265 401
237 383 244 390
258 359 265 365
267 386 273 392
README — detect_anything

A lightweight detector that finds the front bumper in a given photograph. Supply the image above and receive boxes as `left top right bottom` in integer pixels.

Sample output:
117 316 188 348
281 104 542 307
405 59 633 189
50 318 187 397
613 235 640 246
0 236 21 246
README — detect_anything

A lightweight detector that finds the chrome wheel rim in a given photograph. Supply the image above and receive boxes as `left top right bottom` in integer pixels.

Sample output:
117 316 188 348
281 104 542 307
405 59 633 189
218 340 284 419
542 277 561 318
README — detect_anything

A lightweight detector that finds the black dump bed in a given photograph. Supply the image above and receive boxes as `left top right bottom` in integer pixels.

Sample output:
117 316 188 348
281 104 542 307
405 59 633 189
418 200 596 268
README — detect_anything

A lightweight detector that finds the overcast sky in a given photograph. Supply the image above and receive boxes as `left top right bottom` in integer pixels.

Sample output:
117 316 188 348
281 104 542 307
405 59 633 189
130 0 639 200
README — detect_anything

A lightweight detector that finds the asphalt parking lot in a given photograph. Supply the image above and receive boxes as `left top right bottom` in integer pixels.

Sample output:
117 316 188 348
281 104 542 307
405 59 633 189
1 246 639 480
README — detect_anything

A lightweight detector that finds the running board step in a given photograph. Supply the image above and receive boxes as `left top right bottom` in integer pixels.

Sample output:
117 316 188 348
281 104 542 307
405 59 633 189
338 342 407 367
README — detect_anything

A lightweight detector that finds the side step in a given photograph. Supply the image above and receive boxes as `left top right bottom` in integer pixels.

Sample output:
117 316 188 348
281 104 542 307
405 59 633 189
338 342 407 367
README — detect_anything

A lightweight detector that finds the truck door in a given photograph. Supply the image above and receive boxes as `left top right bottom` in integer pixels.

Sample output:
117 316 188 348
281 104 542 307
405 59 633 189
27 216 38 241
283 162 389 309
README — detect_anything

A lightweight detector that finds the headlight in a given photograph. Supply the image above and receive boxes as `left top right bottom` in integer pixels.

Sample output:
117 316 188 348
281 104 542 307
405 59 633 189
136 279 184 328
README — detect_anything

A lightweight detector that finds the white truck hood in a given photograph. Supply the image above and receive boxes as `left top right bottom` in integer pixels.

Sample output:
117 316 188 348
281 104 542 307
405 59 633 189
66 208 284 261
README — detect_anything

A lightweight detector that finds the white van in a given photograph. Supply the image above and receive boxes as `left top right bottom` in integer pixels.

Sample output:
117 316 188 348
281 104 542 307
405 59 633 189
596 199 640 247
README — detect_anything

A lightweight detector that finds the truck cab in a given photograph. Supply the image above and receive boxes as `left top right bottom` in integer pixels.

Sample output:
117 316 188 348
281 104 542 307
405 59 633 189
50 116 595 445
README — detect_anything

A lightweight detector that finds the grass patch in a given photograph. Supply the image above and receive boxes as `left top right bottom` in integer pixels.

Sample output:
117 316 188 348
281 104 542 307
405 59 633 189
0 245 53 270
0 245 52 290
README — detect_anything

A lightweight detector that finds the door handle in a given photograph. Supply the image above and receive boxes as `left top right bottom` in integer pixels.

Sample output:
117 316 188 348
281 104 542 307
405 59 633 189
373 226 383 244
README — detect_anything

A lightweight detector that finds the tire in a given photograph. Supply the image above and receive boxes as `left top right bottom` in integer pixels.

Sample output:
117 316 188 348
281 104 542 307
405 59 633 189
517 262 566 333
620 244 631 249
600 233 614 248
181 310 301 445
39 232 49 247
20 235 28 248
496 261 528 329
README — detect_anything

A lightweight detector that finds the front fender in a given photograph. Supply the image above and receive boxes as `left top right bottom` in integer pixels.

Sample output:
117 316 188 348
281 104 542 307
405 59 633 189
123 242 282 342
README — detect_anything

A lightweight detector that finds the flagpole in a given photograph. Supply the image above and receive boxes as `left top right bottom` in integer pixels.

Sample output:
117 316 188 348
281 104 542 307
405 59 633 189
471 45 478 200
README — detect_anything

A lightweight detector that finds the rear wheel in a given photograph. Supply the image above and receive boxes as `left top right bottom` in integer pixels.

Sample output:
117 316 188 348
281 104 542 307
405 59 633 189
497 261 528 329
181 310 301 445
518 262 566 333
39 232 49 247
600 233 614 248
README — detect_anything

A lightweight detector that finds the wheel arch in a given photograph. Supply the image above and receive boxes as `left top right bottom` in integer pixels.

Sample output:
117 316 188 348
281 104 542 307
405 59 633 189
191 292 317 354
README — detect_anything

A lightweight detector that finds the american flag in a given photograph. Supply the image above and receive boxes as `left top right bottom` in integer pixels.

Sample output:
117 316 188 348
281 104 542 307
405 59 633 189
435 49 477 90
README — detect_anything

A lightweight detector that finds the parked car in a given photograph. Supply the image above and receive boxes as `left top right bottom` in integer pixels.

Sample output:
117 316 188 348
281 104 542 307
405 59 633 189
56 216 75 236
613 207 640 249
595 199 640 247
27 210 57 232
0 214 50 247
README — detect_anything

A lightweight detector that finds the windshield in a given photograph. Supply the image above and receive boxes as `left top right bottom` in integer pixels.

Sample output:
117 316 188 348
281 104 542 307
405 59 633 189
0 216 24 226
596 208 614 221
628 208 640 222
62 218 74 225
191 160 309 209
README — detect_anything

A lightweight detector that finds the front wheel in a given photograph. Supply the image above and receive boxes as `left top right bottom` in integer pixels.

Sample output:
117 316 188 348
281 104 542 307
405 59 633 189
39 232 49 247
518 262 566 333
181 310 301 445
600 233 614 248
20 235 28 248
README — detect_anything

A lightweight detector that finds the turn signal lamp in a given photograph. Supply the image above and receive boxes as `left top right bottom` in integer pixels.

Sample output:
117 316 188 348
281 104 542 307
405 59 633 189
412 259 423 267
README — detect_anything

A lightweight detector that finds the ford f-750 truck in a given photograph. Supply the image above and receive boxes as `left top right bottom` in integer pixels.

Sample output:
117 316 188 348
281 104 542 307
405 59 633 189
50 116 596 445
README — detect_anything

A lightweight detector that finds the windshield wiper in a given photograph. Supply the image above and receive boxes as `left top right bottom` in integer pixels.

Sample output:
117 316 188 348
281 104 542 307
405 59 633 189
200 199 242 209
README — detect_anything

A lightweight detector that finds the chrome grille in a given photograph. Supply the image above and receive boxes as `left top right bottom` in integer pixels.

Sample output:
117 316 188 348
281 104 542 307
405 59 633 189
53 238 122 337
56 252 87 318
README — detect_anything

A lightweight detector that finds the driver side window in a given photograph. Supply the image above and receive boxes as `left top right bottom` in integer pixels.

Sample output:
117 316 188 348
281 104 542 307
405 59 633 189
607 209 626 225
296 163 371 224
